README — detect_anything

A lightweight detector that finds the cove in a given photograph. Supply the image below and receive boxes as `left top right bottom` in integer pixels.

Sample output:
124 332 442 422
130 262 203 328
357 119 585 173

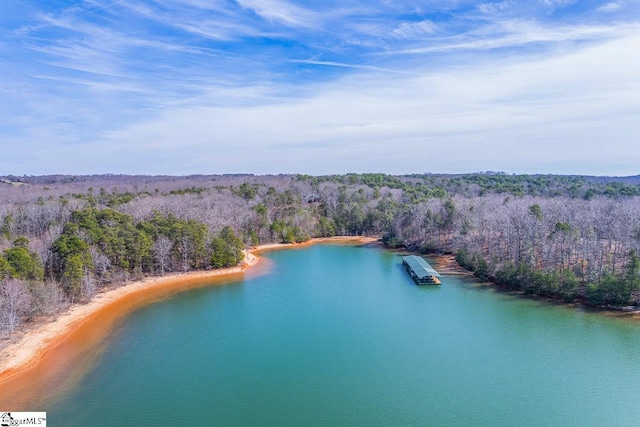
33 244 640 425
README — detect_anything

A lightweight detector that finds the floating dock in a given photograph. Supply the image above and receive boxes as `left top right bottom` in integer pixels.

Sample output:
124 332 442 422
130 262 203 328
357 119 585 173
402 255 442 285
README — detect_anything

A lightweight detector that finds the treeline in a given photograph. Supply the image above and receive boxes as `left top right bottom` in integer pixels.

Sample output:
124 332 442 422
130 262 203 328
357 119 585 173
0 207 244 335
456 248 640 306
2 173 640 338
8 172 640 201
50 208 245 299
300 172 640 199
387 195 640 307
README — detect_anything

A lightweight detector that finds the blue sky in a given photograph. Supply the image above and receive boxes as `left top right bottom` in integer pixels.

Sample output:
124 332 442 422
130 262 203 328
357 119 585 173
1 0 639 176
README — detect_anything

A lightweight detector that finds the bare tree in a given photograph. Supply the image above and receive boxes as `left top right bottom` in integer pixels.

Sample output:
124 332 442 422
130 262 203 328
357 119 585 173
82 272 97 300
153 236 173 275
0 279 32 336
30 280 65 316
90 247 112 284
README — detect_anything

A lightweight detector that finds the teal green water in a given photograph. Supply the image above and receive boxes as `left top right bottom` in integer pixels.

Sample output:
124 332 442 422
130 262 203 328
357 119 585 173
43 244 640 426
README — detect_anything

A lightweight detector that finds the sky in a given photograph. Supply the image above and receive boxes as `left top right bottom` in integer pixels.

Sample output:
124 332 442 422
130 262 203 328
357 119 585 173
1 0 639 176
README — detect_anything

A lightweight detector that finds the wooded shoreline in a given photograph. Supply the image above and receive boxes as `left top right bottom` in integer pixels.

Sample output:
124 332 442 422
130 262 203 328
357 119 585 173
0 237 376 409
430 251 640 316
3 171 640 408
2 233 639 409
2 173 640 338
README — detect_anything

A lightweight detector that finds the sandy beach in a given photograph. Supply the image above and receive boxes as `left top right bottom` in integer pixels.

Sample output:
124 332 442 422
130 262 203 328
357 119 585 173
0 236 377 406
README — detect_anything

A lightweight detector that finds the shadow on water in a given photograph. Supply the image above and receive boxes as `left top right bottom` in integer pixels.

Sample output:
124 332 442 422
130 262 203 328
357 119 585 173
395 265 443 291
463 277 640 324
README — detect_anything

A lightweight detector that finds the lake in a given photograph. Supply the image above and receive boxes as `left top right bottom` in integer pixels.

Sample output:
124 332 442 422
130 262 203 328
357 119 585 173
33 243 640 425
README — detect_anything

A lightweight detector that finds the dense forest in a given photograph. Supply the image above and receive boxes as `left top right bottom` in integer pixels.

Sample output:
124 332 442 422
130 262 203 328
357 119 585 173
2 172 640 337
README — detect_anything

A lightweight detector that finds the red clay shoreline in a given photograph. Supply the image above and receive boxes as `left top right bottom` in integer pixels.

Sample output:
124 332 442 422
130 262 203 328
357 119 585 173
0 236 377 408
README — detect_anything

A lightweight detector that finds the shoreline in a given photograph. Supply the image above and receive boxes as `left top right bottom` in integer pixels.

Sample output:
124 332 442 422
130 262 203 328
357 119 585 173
426 252 640 318
0 236 377 406
403 250 640 318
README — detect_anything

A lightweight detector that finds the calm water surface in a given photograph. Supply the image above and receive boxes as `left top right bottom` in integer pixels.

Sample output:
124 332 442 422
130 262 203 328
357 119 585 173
42 244 640 426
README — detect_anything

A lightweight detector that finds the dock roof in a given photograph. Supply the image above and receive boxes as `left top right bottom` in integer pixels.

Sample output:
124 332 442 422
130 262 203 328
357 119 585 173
402 255 442 278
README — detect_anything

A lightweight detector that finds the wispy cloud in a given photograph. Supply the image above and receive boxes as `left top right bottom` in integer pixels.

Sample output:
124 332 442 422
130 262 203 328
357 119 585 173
53 31 639 175
598 2 623 12
390 20 438 39
288 59 412 74
2 0 640 175
478 1 513 14
382 20 638 55
539 0 577 8
235 0 320 28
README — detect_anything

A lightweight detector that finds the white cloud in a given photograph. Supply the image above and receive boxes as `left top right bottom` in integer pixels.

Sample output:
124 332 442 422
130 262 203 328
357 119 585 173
390 20 438 39
235 0 320 28
384 20 638 54
598 2 623 12
4 1 640 176
478 1 513 14
69 31 640 175
115 2 273 40
539 0 577 8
